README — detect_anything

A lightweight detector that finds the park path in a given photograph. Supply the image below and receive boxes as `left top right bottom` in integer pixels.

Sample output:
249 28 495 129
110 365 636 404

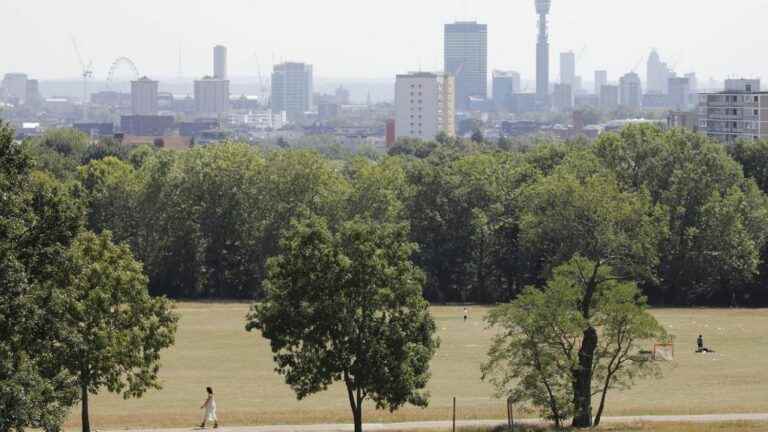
102 413 768 432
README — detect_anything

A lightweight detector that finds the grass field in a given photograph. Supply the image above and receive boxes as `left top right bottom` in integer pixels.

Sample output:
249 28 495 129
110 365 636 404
64 304 768 429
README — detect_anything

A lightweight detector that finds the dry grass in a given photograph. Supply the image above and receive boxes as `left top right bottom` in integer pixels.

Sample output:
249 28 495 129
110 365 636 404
64 305 768 429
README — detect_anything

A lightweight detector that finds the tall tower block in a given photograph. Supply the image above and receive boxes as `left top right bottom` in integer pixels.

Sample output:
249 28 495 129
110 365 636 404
535 0 552 108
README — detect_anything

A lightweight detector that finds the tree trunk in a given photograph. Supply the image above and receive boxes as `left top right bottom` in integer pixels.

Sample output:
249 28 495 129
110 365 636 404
345 375 363 432
572 326 598 428
81 380 90 432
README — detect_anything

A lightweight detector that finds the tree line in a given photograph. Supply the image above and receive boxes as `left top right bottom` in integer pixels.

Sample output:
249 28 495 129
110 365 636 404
19 124 768 306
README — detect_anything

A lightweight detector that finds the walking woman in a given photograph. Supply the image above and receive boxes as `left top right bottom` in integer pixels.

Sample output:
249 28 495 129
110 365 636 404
200 387 218 429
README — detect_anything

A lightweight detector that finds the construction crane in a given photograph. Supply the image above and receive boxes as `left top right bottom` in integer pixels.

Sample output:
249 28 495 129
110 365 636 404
70 35 94 121
630 55 646 73
252 54 270 105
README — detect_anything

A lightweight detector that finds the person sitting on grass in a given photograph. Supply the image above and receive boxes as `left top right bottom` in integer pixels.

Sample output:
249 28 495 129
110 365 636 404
200 386 218 429
697 335 714 353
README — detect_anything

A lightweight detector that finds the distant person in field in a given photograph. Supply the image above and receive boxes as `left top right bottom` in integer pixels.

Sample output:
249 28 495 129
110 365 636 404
199 387 218 429
697 335 714 353
463 307 469 322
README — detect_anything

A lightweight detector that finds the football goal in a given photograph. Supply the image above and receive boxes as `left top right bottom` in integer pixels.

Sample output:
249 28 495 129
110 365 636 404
652 343 675 361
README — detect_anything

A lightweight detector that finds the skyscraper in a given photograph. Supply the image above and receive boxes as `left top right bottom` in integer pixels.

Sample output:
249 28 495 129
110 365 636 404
194 78 230 117
668 77 691 110
560 51 575 86
444 21 488 110
214 45 227 80
535 0 552 108
395 72 455 140
594 70 608 96
271 62 313 122
619 72 642 109
492 70 521 111
647 49 673 94
131 76 159 115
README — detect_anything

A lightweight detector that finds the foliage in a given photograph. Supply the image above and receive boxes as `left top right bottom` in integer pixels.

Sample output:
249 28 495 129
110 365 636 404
53 231 178 432
247 215 438 432
0 121 82 432
482 257 666 429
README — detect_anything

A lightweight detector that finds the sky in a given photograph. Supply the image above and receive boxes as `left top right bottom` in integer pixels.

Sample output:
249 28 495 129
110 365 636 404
2 0 768 86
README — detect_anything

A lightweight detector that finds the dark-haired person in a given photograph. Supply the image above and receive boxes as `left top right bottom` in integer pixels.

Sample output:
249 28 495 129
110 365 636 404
199 387 218 428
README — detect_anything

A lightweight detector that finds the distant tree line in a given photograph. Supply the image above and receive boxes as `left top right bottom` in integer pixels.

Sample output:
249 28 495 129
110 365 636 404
18 124 768 306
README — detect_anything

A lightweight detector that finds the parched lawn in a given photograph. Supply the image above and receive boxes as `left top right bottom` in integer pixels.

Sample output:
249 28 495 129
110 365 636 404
64 305 768 429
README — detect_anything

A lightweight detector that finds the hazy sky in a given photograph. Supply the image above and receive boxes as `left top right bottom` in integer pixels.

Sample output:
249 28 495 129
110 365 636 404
2 0 767 85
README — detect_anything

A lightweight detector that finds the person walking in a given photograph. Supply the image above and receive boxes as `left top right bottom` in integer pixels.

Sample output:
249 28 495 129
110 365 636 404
200 387 218 429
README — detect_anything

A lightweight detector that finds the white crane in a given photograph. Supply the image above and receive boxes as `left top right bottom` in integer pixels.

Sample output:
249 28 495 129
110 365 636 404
70 35 94 121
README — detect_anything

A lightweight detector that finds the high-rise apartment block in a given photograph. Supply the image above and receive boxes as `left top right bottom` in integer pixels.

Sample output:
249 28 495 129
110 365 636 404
560 51 575 86
699 79 768 143
214 45 227 80
2 73 28 104
444 21 488 110
395 72 455 141
619 72 642 109
271 62 314 122
668 77 691 111
594 70 607 96
552 83 573 111
492 70 521 111
194 78 230 117
600 85 619 110
131 76 159 115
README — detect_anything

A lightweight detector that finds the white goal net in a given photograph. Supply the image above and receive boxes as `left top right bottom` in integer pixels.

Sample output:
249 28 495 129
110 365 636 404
652 343 674 361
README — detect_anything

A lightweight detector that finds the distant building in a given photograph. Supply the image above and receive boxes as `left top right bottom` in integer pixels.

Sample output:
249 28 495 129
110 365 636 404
600 85 619 110
91 91 131 109
74 122 115 137
509 93 538 114
594 70 607 96
385 119 396 146
120 115 175 136
575 94 599 108
647 49 673 94
335 86 351 105
699 79 768 143
668 77 692 110
271 62 313 122
444 21 488 109
179 120 219 137
194 77 230 117
642 93 669 109
2 73 28 104
492 70 521 112
667 111 698 131
131 77 159 115
552 83 573 111
25 79 41 107
619 73 642 109
214 45 227 80
318 102 340 121
560 51 576 86
394 72 455 140
535 0 552 108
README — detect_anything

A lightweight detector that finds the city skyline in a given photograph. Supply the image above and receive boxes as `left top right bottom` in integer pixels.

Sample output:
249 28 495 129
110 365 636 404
2 0 767 83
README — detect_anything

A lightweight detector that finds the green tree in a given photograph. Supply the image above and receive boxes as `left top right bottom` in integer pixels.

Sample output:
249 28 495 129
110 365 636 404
595 126 768 304
247 216 439 432
55 231 178 432
482 257 666 429
0 121 82 432
519 161 664 427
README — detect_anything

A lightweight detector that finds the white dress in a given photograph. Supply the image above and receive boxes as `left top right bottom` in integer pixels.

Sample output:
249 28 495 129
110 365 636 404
204 396 217 421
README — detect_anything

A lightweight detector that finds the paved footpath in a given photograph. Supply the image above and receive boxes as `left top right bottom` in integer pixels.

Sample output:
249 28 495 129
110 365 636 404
103 413 768 432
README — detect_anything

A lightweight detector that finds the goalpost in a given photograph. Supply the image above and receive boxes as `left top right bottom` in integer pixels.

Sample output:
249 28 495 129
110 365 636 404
652 343 675 361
